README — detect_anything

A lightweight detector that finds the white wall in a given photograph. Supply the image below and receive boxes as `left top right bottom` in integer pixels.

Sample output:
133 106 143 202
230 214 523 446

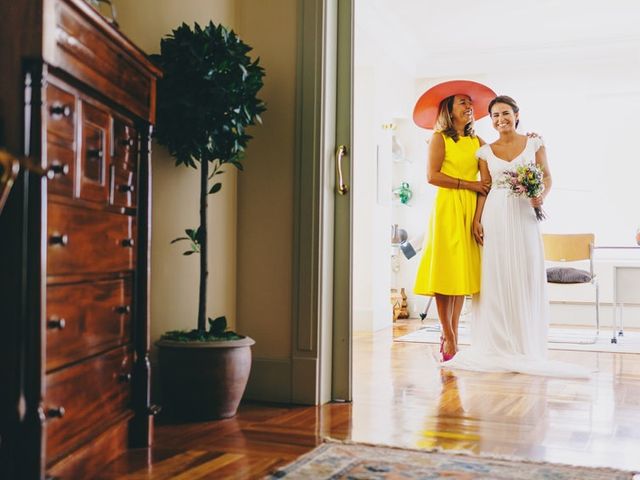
353 17 419 330
235 0 297 359
234 0 298 401
479 62 640 248
394 64 640 317
355 10 640 327
117 1 238 343
118 0 299 402
352 66 375 330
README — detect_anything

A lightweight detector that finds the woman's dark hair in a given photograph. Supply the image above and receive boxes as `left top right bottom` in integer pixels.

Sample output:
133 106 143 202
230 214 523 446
434 95 475 142
488 95 520 128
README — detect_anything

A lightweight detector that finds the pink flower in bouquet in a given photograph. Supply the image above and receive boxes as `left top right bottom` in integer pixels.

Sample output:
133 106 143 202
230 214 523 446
498 163 546 221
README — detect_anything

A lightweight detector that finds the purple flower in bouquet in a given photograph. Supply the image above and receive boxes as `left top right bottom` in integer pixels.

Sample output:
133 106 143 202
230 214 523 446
499 162 546 221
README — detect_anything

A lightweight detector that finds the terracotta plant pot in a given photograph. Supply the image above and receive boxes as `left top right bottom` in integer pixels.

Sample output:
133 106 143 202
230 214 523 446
156 336 255 420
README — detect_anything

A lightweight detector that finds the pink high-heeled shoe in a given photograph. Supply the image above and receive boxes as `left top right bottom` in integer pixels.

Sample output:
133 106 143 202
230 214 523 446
442 351 456 362
442 339 456 362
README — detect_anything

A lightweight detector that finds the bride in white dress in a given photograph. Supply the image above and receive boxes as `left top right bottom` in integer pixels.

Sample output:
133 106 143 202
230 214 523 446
443 95 590 378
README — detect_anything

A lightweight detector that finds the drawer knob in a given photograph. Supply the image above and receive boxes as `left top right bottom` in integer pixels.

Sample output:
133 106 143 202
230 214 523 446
48 162 70 177
47 406 65 419
118 373 132 383
49 234 69 246
47 317 66 330
118 183 134 193
116 304 131 314
148 404 162 416
87 148 104 159
50 104 72 118
121 238 135 248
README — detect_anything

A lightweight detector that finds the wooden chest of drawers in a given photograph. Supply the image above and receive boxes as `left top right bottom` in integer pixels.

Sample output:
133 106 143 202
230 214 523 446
0 0 161 478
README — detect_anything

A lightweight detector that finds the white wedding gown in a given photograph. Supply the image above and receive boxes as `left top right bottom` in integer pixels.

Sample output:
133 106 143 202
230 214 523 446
443 137 590 378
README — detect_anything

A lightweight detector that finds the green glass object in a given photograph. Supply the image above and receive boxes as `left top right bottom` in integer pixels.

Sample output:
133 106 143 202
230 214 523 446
393 182 412 205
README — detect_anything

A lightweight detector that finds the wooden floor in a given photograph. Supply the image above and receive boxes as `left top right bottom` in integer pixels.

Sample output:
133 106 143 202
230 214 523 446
99 320 640 479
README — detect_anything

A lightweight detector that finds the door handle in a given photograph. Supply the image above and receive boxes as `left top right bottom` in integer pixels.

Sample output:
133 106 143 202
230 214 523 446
0 149 20 214
0 149 56 215
0 149 55 179
336 145 349 195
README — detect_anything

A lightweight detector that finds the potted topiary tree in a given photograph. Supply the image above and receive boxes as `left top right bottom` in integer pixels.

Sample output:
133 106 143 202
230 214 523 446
152 21 265 420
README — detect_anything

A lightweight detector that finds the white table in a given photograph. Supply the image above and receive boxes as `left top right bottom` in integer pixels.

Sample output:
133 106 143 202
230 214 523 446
612 265 640 343
595 246 640 343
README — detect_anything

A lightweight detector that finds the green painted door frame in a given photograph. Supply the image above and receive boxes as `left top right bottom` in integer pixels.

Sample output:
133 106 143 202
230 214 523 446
291 0 352 404
332 0 353 402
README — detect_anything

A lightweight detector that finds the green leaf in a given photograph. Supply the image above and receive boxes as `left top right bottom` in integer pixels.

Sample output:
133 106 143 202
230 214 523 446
183 250 196 255
208 316 227 336
209 182 222 194
195 227 204 244
239 64 248 81
231 160 244 171
170 237 189 244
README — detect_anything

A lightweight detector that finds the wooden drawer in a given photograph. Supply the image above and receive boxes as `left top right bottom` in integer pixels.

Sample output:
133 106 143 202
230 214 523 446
46 420 130 480
47 203 135 275
46 277 132 372
46 0 156 122
44 346 133 463
46 142 75 197
111 118 138 208
79 101 110 203
45 82 76 142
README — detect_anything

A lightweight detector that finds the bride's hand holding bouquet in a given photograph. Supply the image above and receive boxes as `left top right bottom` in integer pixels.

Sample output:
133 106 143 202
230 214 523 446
499 162 546 221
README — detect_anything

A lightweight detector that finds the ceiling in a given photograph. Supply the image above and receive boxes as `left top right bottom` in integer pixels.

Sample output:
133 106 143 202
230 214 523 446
355 0 640 77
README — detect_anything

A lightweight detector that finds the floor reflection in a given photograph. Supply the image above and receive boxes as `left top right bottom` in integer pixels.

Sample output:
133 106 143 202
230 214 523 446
417 368 480 452
349 320 640 471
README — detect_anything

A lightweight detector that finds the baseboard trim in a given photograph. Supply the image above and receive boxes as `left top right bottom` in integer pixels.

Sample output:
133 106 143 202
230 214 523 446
291 356 319 405
418 302 640 329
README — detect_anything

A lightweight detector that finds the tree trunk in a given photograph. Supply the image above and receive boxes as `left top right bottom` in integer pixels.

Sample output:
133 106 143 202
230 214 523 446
198 158 208 332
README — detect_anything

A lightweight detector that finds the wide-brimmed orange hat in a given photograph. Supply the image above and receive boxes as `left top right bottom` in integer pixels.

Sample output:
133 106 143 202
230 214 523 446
413 80 496 130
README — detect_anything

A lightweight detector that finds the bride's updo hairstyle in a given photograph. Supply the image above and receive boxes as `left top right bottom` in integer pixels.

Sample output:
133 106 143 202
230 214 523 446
488 95 520 128
434 95 476 142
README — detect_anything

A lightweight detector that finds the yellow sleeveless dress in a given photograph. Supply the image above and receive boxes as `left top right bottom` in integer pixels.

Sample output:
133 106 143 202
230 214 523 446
414 134 481 296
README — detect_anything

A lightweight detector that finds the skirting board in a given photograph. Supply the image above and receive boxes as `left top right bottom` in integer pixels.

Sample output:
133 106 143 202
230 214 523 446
549 302 640 328
415 302 640 328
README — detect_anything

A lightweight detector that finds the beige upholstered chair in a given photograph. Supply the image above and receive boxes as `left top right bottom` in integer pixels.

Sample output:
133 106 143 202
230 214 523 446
542 233 600 344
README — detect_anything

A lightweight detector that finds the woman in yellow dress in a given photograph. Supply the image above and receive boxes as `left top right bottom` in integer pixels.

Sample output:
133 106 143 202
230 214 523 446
412 80 495 361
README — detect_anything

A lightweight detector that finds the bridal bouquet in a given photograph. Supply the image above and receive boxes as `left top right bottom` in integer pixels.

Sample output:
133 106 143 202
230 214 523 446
499 163 546 221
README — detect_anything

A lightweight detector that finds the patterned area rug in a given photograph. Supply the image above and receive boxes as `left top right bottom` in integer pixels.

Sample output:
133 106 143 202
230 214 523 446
265 442 638 479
